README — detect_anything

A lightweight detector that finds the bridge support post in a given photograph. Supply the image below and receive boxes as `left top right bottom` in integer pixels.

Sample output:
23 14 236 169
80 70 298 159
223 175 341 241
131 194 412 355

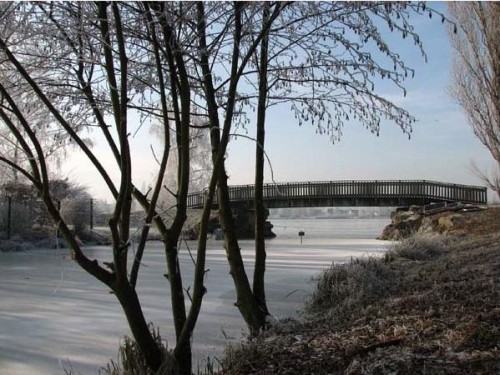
231 203 276 239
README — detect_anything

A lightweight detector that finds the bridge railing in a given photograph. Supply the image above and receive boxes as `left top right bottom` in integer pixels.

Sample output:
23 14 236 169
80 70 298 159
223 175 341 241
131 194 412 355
186 180 487 208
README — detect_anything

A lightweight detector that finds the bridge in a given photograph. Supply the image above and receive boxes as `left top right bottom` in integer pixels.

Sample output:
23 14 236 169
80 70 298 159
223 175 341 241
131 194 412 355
186 180 487 209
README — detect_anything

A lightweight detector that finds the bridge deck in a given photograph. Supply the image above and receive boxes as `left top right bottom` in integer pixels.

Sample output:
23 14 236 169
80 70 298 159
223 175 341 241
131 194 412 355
187 180 487 209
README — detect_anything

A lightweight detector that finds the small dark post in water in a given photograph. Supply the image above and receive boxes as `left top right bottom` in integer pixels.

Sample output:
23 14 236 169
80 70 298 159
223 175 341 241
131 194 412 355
298 230 305 244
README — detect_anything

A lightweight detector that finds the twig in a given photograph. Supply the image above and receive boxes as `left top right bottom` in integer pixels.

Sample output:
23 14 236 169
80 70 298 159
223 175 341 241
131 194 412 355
350 337 405 357
228 133 282 195
282 289 308 300
181 237 196 266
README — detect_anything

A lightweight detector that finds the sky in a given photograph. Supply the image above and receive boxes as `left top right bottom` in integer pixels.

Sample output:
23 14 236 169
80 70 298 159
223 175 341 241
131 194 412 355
61 2 498 204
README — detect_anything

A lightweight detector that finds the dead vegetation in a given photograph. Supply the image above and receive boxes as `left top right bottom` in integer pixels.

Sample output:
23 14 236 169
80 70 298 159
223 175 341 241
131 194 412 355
218 226 500 374
98 325 176 375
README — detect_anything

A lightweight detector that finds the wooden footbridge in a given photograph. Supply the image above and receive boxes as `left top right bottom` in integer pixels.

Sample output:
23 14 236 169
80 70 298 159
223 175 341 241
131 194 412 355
186 180 487 209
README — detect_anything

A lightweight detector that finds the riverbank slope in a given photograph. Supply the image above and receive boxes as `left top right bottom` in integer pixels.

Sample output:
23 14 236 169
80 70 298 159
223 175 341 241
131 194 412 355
218 208 500 374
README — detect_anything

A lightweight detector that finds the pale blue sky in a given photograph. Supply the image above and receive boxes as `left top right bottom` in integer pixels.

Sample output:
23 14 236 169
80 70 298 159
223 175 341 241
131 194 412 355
61 3 497 203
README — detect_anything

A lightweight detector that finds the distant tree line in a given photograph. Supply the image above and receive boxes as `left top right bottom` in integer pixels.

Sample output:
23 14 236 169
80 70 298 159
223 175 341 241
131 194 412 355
0 178 91 241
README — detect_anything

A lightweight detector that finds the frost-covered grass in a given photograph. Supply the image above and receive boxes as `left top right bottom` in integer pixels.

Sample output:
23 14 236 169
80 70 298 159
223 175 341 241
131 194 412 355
95 326 175 375
385 233 448 261
306 256 393 317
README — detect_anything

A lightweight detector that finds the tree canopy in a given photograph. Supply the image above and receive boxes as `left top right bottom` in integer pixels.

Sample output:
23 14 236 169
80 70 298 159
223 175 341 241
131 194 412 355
0 2 445 373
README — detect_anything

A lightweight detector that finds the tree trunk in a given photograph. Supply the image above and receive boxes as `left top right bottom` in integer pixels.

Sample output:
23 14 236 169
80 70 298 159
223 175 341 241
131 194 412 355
115 283 164 372
197 1 267 334
253 147 268 314
253 2 270 315
218 170 267 333
165 238 192 374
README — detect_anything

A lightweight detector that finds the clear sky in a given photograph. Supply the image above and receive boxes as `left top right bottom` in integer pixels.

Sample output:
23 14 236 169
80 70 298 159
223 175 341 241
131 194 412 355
61 2 498 204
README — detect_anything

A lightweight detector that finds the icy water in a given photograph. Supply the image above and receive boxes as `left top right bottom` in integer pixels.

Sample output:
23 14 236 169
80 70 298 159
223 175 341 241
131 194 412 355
0 218 390 375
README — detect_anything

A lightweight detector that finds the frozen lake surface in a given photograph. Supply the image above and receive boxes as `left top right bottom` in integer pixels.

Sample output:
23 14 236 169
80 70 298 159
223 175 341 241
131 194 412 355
0 218 390 375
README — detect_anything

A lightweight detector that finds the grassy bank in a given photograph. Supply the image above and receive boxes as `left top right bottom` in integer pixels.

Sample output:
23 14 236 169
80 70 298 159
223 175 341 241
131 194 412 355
219 232 499 374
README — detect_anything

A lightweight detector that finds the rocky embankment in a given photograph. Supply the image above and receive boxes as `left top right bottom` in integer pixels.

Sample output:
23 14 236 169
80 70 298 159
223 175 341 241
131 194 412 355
378 203 500 240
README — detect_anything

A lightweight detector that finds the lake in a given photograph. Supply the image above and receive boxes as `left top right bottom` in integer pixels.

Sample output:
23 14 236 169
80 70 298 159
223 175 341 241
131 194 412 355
0 218 391 375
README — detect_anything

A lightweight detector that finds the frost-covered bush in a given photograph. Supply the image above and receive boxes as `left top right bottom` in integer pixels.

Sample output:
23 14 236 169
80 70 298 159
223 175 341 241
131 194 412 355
307 256 393 315
387 234 448 261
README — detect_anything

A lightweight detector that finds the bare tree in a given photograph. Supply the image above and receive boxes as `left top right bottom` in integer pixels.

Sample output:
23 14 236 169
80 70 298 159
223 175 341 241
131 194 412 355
190 1 448 332
0 2 451 373
448 2 500 199
0 3 219 373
